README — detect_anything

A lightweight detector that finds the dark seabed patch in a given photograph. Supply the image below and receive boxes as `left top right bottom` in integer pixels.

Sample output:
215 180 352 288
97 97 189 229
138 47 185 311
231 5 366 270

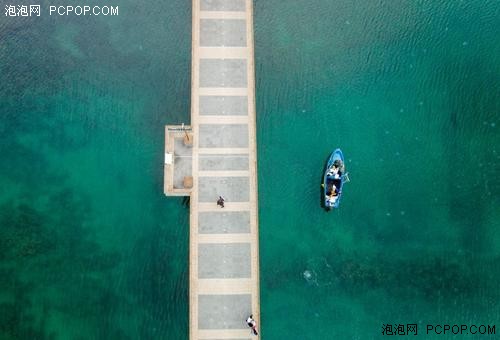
1 0 191 339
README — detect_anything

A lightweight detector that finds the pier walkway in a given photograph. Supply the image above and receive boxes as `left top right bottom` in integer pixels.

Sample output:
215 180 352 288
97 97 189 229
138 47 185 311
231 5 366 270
164 0 260 339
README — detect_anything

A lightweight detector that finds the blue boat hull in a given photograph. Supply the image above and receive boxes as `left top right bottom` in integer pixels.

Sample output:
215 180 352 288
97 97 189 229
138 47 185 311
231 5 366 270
323 149 345 210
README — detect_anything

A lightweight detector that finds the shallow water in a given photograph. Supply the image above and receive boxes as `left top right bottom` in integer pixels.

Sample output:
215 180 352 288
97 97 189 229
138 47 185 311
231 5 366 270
1 0 499 339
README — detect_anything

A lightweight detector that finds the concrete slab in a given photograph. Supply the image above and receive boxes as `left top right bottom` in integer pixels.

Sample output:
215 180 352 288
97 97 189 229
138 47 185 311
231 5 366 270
174 156 192 189
198 294 252 329
199 154 249 171
199 124 248 148
200 19 247 47
172 137 192 189
175 137 193 156
200 0 246 12
199 96 248 115
200 59 247 88
198 211 251 234
198 243 251 278
198 176 249 202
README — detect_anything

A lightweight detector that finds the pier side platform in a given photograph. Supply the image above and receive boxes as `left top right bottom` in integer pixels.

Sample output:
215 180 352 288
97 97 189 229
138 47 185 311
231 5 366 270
164 125 193 196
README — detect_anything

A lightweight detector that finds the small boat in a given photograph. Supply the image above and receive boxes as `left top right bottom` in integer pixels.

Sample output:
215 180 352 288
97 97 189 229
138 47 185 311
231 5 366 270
322 149 348 210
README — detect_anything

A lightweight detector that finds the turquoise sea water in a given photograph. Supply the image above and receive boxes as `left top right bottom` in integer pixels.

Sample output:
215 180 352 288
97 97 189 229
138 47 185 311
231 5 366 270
255 1 499 338
1 0 499 339
1 1 191 338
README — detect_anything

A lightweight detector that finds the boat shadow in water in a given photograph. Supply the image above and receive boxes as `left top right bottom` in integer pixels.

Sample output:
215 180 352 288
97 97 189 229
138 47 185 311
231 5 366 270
320 154 332 212
319 184 331 212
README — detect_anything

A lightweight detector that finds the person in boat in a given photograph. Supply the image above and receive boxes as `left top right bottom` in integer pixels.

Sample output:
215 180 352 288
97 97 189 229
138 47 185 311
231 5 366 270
333 159 343 178
326 186 338 204
327 167 337 177
328 159 343 179
329 193 338 205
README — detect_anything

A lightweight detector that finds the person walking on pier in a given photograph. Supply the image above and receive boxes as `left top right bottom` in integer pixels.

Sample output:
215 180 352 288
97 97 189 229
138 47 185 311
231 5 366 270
217 196 225 208
246 314 258 336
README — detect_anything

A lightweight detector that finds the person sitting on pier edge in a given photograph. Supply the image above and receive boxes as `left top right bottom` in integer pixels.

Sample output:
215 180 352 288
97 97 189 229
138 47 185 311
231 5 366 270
246 315 258 336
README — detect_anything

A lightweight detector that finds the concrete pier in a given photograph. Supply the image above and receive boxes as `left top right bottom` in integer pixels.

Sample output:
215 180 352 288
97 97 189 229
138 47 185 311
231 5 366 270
165 0 260 338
